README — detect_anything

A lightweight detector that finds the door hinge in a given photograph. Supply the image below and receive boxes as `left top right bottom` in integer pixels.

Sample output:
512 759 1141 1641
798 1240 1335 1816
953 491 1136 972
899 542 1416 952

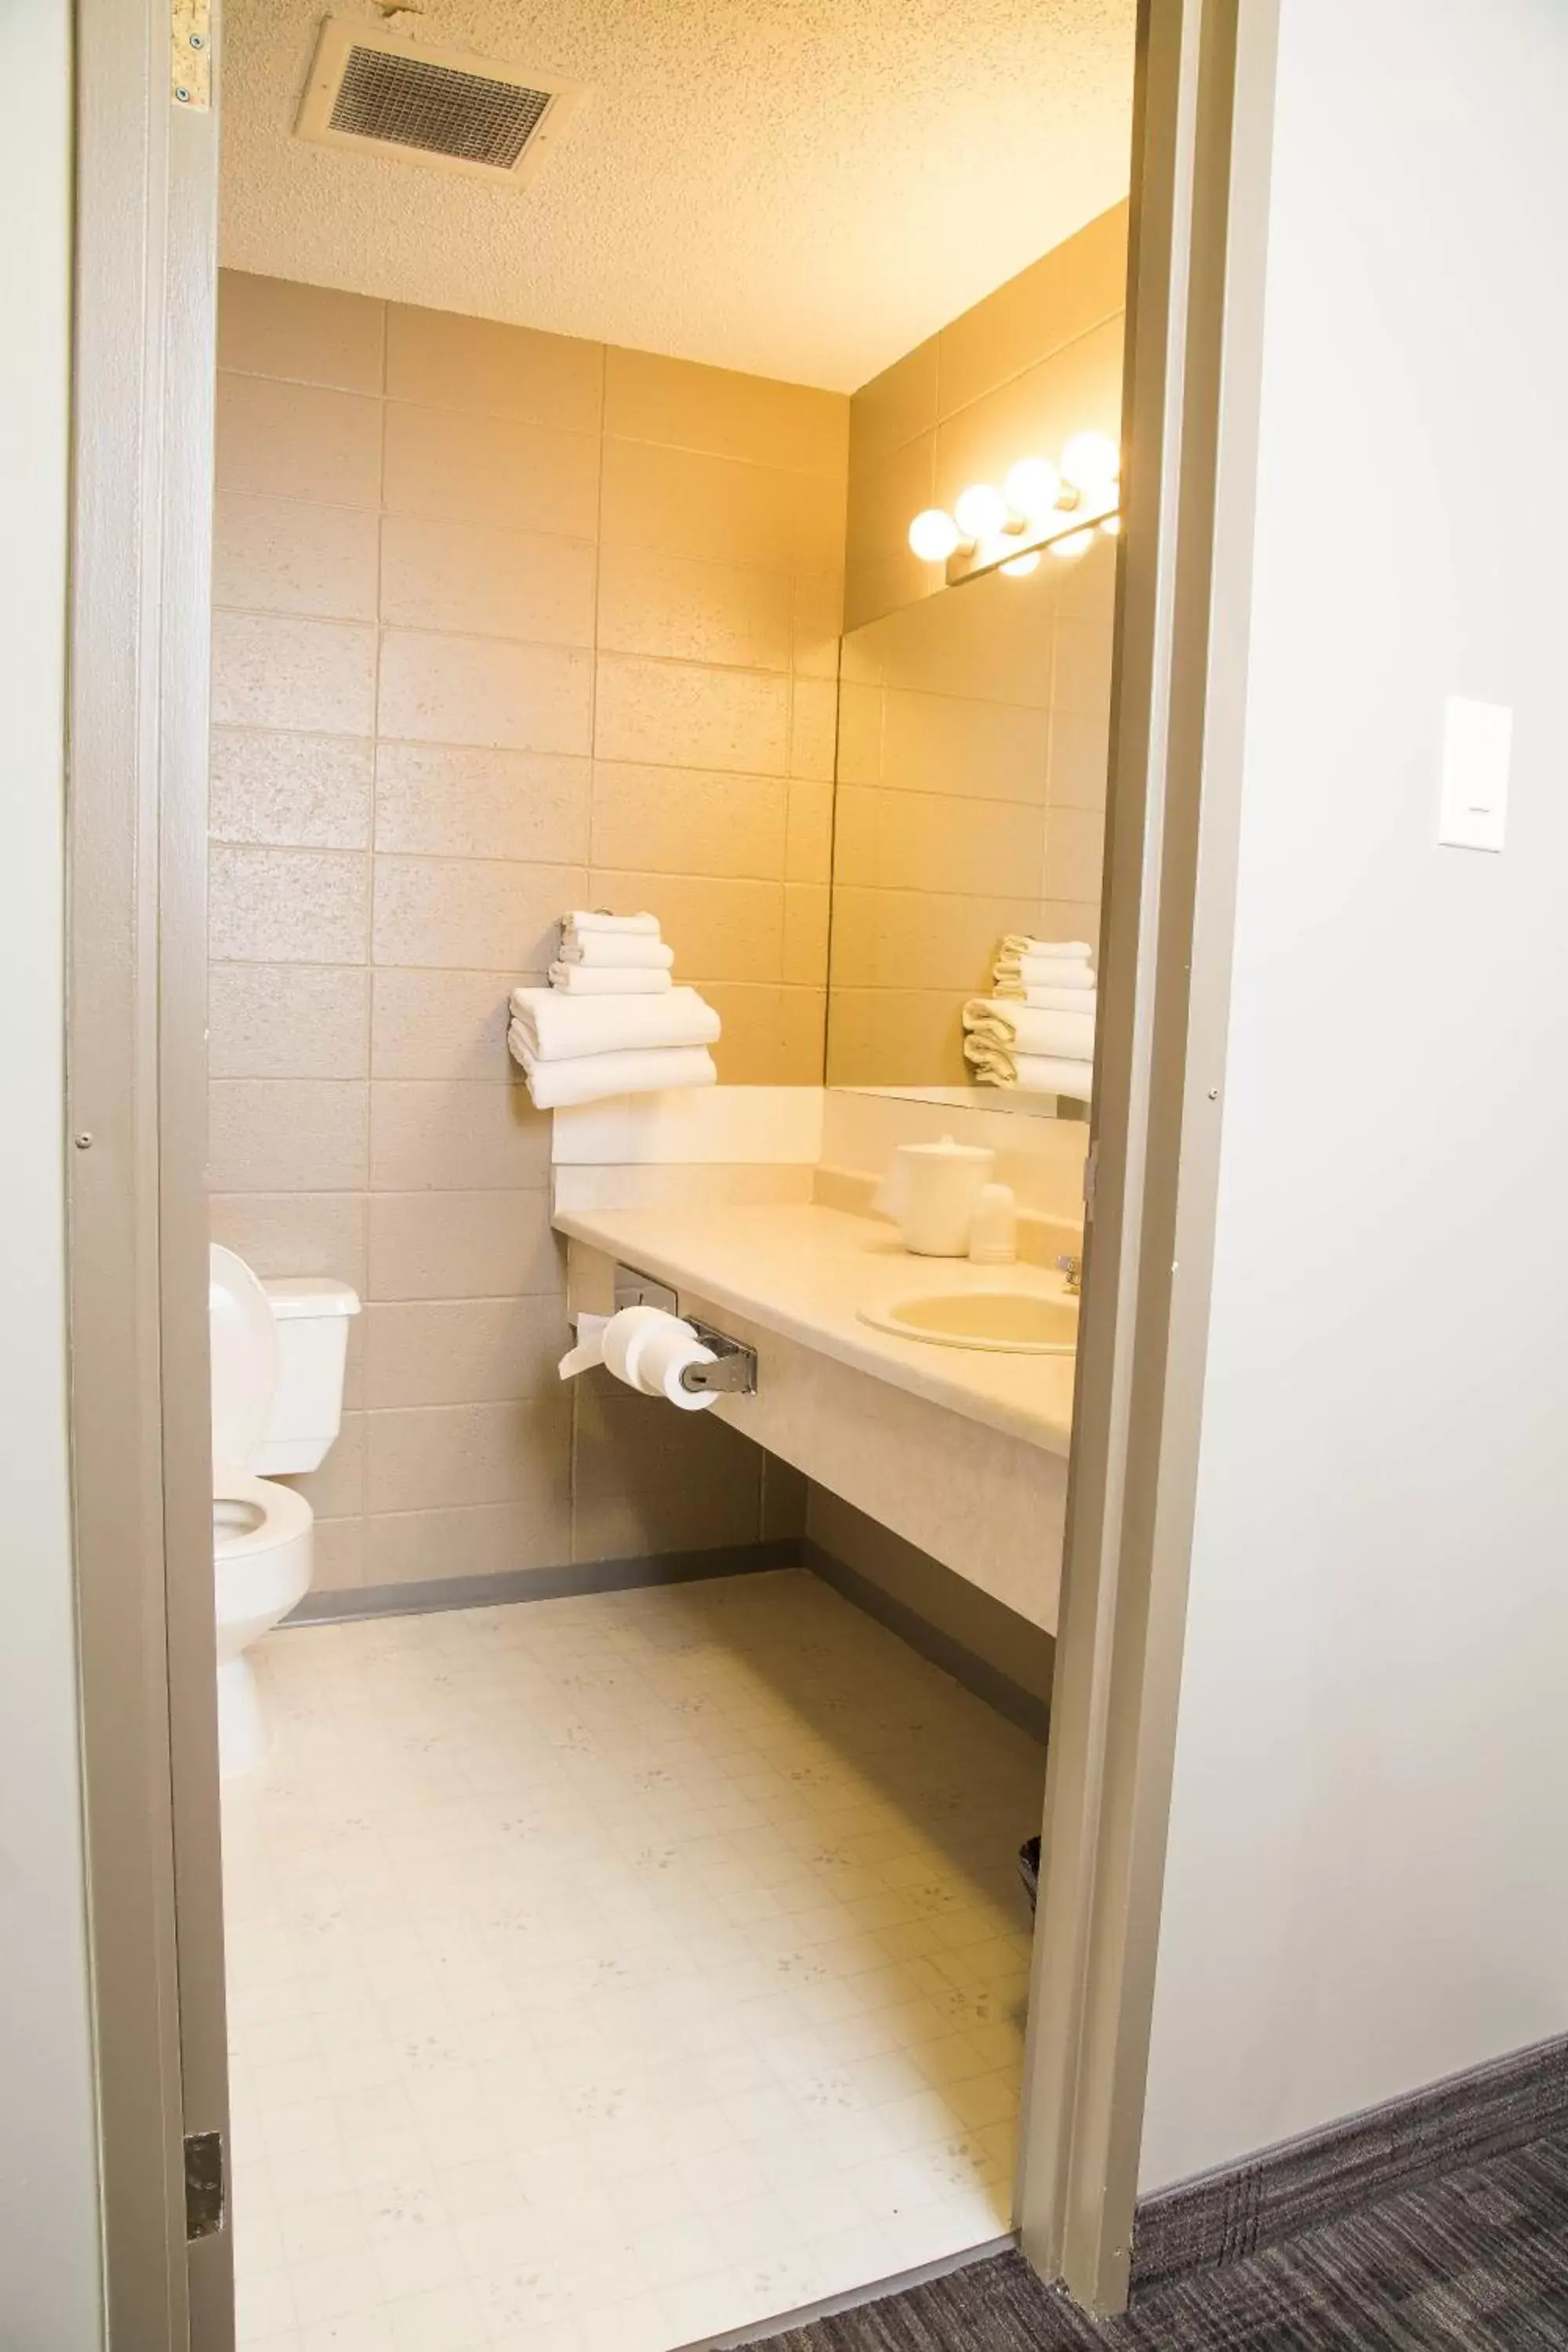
184 2130 226 2241
1082 1138 1099 1221
172 0 212 111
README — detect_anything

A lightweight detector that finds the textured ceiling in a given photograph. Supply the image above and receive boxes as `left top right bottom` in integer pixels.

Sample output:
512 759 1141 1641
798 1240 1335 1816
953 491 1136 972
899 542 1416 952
220 0 1135 392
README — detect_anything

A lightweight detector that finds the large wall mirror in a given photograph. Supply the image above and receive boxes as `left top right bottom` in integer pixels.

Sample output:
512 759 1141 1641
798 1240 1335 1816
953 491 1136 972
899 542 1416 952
825 528 1115 1109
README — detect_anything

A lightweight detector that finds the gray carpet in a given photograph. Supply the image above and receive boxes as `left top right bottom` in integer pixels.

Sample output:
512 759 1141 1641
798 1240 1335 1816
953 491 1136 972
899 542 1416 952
760 2124 1568 2350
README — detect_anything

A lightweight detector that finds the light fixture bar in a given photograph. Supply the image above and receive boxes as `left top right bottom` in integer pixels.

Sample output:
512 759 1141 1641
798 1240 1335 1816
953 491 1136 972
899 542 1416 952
945 503 1122 589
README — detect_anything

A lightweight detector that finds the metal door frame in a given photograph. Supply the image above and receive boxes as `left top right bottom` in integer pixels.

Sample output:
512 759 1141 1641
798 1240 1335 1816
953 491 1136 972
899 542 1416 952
67 0 231 2341
1018 0 1279 2312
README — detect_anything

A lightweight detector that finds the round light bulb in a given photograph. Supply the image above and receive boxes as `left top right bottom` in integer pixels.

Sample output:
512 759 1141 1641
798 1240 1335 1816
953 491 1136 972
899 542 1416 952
953 481 1009 540
1004 456 1062 519
1050 528 1095 561
1000 550 1040 578
1062 431 1120 504
907 507 961 564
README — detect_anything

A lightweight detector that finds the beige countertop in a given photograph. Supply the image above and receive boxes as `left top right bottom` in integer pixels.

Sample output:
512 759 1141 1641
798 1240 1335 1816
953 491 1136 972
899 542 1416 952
552 1199 1078 1457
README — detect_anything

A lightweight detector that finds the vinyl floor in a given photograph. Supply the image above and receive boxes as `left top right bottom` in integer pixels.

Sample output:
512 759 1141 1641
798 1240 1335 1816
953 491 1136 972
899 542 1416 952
223 1569 1046 2352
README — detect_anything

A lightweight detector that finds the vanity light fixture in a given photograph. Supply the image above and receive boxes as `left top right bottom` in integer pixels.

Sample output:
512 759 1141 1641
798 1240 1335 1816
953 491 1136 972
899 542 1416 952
1061 431 1120 506
952 481 1010 539
1004 456 1062 518
907 507 963 563
906 433 1123 587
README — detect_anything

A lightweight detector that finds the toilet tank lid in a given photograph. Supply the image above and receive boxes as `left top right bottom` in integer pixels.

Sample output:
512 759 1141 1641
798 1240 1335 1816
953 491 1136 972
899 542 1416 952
261 1277 361 1319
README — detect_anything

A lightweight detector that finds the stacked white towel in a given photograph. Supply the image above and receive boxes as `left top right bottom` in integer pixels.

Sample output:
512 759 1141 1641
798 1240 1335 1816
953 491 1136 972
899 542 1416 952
992 935 1097 1000
509 913 720 1108
547 962 671 995
967 940 1095 1098
963 998 1095 1061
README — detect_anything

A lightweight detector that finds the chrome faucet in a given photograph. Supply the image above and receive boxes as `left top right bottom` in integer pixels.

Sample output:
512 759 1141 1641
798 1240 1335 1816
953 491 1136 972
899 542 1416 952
1055 1253 1083 1296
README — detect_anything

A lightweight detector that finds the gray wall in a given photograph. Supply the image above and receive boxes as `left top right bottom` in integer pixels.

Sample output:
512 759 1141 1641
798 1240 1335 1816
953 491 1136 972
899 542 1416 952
0 0 106 2336
1140 0 1568 2192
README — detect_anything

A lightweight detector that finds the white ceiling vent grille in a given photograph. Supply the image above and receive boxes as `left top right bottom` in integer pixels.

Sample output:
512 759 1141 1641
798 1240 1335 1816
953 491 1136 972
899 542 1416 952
296 20 583 183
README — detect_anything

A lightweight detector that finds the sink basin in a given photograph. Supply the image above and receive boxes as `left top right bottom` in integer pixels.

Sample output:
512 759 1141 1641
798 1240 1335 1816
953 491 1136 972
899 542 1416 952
858 1287 1079 1355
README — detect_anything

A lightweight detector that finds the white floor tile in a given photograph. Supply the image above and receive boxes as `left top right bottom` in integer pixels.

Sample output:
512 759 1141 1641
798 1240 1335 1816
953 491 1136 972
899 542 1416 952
228 1570 1042 2352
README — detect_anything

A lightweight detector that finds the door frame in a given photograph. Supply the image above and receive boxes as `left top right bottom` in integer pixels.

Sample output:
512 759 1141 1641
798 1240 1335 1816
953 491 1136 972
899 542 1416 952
63 0 1279 2335
67 0 231 2343
1018 0 1279 2314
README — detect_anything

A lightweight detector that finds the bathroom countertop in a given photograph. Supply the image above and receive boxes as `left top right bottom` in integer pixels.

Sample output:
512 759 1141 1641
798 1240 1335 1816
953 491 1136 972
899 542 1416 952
552 1199 1077 1457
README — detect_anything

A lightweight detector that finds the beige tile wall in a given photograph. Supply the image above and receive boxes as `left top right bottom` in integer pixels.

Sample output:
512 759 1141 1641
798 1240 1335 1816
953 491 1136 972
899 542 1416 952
844 202 1129 631
208 271 844 1590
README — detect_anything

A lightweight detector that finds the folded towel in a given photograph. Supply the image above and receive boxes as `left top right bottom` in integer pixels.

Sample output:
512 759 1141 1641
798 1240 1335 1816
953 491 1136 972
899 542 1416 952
558 933 677 971
1011 985 1098 1014
964 1036 1094 1099
994 954 1095 996
564 910 662 937
1009 1053 1094 1100
546 961 673 996
509 1030 719 1109
964 997 1096 1061
510 985 720 1063
999 935 1094 961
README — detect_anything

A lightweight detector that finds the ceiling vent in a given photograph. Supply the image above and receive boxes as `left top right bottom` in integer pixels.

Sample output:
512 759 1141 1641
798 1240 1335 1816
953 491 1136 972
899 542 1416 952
295 20 583 183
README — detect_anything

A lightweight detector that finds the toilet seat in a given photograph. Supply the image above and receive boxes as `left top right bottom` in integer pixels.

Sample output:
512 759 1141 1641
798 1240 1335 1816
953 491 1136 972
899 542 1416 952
213 1465 313 1560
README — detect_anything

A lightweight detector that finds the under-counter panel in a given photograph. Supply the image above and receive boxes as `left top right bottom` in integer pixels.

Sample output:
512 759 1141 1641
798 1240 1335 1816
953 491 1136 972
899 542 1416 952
561 1206 1072 1632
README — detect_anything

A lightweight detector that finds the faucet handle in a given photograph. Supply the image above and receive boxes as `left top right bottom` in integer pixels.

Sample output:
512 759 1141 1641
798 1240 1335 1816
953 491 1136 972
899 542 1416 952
1055 1252 1083 1295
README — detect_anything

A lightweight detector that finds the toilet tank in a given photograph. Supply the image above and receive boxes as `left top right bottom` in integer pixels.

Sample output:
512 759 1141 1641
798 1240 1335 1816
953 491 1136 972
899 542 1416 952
255 1278 361 1474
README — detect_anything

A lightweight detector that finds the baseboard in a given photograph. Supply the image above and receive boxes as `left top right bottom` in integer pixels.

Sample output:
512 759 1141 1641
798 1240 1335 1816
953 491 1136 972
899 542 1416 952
284 1538 800 1626
694 2234 1015 2348
804 1540 1050 1741
1131 2027 1568 2296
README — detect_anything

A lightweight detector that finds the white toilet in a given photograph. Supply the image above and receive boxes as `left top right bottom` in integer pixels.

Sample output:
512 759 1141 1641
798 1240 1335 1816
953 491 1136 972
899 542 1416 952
209 1244 360 1776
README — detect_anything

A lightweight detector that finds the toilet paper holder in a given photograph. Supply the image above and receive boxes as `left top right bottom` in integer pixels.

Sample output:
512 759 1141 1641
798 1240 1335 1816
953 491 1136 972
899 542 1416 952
611 1263 757 1396
681 1321 757 1396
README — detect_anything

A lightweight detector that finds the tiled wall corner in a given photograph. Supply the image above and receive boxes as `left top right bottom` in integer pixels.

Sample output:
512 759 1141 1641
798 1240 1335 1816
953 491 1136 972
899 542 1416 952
209 272 846 1589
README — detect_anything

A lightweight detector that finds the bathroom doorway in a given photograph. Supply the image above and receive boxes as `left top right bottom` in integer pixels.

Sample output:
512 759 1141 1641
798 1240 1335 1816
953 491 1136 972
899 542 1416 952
61 0 1256 2343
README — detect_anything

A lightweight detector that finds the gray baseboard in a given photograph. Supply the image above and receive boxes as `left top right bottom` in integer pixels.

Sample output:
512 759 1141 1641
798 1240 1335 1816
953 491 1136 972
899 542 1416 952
284 1538 800 1626
285 1535 1056 1750
803 1540 1050 1741
1131 2027 1568 2295
701 2234 1015 2348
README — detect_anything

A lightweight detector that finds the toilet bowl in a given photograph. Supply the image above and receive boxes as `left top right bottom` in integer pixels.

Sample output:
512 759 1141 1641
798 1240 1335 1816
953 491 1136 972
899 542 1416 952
213 1470 314 1776
210 1245 359 1776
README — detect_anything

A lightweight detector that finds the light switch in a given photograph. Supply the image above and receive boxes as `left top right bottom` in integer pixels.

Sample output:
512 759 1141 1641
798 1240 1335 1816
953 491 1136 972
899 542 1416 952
1438 695 1511 852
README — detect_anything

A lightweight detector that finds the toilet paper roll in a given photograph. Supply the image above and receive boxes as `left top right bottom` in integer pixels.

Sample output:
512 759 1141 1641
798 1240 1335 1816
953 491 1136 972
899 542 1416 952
559 1304 666 1385
558 1303 720 1412
629 1318 720 1411
600 1305 669 1388
557 1312 610 1381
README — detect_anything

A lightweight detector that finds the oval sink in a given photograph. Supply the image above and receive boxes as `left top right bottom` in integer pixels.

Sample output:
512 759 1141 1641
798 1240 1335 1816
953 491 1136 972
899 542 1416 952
859 1287 1079 1354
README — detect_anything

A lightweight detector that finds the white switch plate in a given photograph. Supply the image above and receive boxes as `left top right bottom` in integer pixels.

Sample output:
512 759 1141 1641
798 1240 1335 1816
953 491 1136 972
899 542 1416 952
1438 695 1511 852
